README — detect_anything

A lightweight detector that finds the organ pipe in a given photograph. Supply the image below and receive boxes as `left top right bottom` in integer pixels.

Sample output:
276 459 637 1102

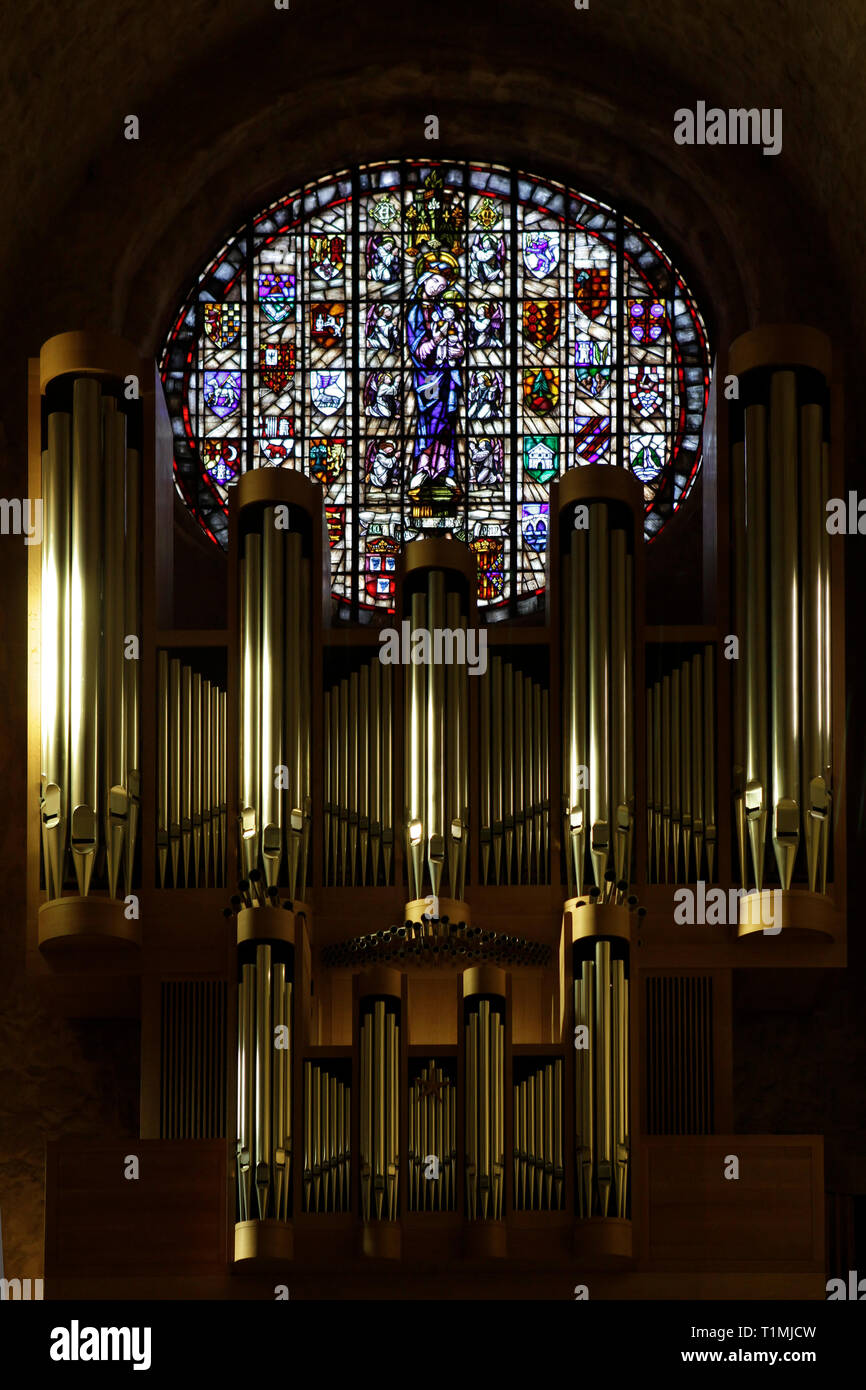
560 480 636 900
730 332 835 900
238 502 312 899
39 350 141 903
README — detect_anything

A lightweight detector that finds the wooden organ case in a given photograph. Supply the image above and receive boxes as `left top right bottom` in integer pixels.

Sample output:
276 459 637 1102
30 326 842 1299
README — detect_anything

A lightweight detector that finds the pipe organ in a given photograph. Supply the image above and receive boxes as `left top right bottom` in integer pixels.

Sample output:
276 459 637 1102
29 327 844 1292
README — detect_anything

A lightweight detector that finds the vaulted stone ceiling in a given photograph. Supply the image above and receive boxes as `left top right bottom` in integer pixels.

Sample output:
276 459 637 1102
1 0 861 386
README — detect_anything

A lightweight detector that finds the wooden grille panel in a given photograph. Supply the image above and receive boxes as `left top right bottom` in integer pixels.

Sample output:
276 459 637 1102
160 980 227 1138
645 975 714 1134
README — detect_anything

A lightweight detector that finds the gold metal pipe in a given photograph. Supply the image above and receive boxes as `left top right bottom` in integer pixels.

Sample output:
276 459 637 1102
359 663 370 886
169 658 181 886
220 689 228 884
652 679 662 885
450 1072 457 1210
459 613 470 899
260 510 284 890
610 527 629 890
102 400 127 900
524 674 536 885
191 671 202 888
646 686 654 880
479 1000 491 1219
466 1009 478 1219
237 967 254 1217
284 531 302 896
624 551 635 884
513 1080 522 1209
573 982 582 1215
181 665 193 887
554 1057 564 1211
201 679 212 887
671 668 681 882
493 1018 503 1218
541 686 550 883
408 590 427 899
237 977 248 1220
303 1060 313 1211
681 661 692 882
340 1080 348 1212
243 963 256 1220
320 1066 330 1211
502 662 514 882
731 440 748 887
490 654 503 886
369 660 381 885
285 980 293 1217
328 1072 338 1212
349 670 360 887
255 943 272 1218
123 440 141 898
338 677 349 887
691 653 704 881
272 963 287 1220
387 1011 398 1220
612 958 627 1217
375 1001 386 1220
569 531 588 896
801 403 829 894
329 683 340 886
299 553 312 895
661 674 671 884
312 1063 321 1213
535 1066 545 1211
769 372 801 890
408 1075 416 1210
323 689 331 885
360 1015 371 1220
526 1064 536 1209
703 646 717 882
479 660 492 885
240 533 261 879
513 667 526 887
446 592 462 893
419 1066 428 1212
595 941 612 1217
40 412 71 901
381 662 394 885
69 378 102 897
156 651 169 888
582 960 596 1216
819 439 832 894
544 1062 554 1210
426 571 447 897
588 503 610 889
533 683 544 884
744 403 769 890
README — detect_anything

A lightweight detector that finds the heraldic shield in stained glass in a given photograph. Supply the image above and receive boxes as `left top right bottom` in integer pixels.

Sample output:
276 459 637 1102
160 161 711 613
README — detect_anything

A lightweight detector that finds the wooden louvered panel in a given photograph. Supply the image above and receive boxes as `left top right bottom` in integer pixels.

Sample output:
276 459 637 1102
160 980 227 1138
645 975 714 1134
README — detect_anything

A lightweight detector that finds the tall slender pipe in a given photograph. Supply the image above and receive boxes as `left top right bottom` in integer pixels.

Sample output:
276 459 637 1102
744 404 768 890
769 373 800 889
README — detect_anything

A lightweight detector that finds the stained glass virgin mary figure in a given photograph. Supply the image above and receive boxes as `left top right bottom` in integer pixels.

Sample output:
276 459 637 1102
406 251 465 500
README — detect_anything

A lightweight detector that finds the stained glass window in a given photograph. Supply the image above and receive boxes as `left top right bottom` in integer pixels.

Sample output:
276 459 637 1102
160 161 711 616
